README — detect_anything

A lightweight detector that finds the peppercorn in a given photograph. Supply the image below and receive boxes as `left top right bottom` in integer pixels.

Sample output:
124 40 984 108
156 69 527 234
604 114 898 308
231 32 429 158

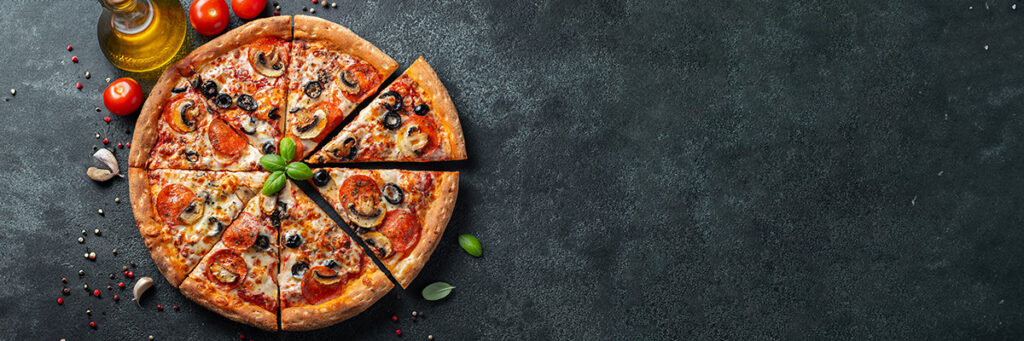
57 297 64 305
102 138 109 144
71 56 78 63
78 270 85 276
62 288 71 295
93 289 101 297
61 277 68 283
76 83 83 90
396 329 402 336
103 117 111 123
113 295 120 301
89 321 96 328
67 45 73 51
157 304 164 311
118 282 125 288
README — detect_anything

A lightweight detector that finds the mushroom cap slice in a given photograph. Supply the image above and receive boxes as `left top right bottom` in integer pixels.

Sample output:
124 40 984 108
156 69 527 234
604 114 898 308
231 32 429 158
292 108 327 140
251 46 284 78
398 124 430 156
363 231 392 258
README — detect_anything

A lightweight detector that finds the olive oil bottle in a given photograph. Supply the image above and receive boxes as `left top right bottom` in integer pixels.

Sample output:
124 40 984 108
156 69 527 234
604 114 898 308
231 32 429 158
97 0 188 73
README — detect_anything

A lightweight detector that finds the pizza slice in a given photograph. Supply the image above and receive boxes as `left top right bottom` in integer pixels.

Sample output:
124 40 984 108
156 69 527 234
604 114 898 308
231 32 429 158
128 169 266 286
308 168 458 288
307 57 467 163
179 192 279 330
275 181 394 331
174 16 292 154
130 68 264 171
285 15 398 159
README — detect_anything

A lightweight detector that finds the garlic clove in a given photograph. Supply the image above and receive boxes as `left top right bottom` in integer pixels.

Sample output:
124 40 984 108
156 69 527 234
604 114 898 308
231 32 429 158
133 277 154 306
87 167 116 181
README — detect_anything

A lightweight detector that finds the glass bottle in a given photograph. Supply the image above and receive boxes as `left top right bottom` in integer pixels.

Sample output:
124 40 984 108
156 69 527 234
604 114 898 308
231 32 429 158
97 0 188 73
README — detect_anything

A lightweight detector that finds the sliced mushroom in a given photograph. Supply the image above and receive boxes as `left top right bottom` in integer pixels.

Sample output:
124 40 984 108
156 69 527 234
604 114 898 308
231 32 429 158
311 267 343 285
382 183 404 205
339 69 359 94
363 231 393 258
251 46 285 78
329 137 357 160
346 196 385 228
261 193 278 215
210 263 240 284
236 186 257 203
239 116 257 135
292 108 327 139
206 217 224 236
171 100 199 132
179 192 208 224
397 123 430 156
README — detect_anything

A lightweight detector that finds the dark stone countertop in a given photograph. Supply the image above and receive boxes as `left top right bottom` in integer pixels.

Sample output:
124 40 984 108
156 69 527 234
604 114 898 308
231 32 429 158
1 0 1023 339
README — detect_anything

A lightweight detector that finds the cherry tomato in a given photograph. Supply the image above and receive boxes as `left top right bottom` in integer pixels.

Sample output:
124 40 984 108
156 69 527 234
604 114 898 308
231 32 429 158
102 78 143 116
189 0 230 36
231 0 266 20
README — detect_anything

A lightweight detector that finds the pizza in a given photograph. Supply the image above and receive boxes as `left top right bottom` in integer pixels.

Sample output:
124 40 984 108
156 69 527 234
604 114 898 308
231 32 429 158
128 16 465 331
309 168 459 288
308 57 467 163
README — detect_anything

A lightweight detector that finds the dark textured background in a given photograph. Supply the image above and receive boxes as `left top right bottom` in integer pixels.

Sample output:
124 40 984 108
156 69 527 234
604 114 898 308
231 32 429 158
1 0 1023 339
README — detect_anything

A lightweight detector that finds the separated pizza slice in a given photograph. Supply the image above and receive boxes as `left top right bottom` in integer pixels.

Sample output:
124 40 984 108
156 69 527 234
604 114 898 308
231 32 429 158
307 57 467 163
308 168 458 288
128 169 266 286
174 16 293 154
285 15 398 159
179 191 280 331
274 181 394 331
130 68 264 171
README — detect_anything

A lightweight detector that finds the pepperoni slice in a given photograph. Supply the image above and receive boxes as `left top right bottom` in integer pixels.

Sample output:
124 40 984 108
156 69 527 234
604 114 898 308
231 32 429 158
156 184 196 225
205 249 247 289
378 210 421 254
208 118 246 158
221 212 260 250
338 175 381 210
300 266 348 305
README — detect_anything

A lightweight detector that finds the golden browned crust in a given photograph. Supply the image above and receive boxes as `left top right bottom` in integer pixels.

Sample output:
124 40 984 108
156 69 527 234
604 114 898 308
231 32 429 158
180 277 278 331
293 15 398 77
406 57 467 160
281 269 394 331
129 67 181 168
390 172 459 288
174 16 293 77
129 167 191 286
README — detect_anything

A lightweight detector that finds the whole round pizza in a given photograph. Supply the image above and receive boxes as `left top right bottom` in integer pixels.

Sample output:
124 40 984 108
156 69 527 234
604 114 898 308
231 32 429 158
127 15 466 331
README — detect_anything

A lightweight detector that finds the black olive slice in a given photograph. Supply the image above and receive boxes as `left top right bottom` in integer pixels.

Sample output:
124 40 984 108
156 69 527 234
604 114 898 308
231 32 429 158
206 107 217 115
295 114 322 133
317 69 331 85
414 104 430 116
200 80 218 98
383 184 403 204
254 234 270 250
267 107 280 120
285 234 303 248
379 91 403 111
240 117 257 135
304 81 323 99
382 111 402 130
171 86 187 93
261 141 276 154
312 169 330 187
214 94 233 109
330 137 358 160
236 94 257 112
291 261 309 278
185 150 199 163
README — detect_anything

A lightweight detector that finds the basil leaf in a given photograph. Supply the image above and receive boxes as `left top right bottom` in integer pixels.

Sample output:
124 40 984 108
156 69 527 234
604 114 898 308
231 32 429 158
422 282 455 301
262 171 287 196
285 162 313 180
259 154 286 172
458 234 482 257
280 137 296 161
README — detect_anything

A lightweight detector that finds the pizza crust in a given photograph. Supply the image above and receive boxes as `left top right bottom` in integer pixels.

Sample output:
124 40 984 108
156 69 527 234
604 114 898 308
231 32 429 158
389 172 459 288
406 58 468 161
129 67 181 169
180 277 278 331
293 15 398 77
281 268 394 331
129 167 191 286
174 16 293 77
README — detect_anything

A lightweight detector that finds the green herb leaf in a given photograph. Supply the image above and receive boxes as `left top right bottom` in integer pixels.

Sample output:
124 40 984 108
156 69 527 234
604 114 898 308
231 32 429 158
422 282 455 301
262 171 287 196
279 137 296 162
286 162 313 180
458 234 482 257
260 154 287 172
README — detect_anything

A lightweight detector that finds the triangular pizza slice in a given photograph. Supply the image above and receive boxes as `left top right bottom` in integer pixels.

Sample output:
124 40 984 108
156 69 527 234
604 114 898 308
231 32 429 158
309 168 458 288
131 68 264 171
307 57 467 163
174 16 292 155
128 169 266 286
179 193 280 331
274 181 394 331
285 15 398 160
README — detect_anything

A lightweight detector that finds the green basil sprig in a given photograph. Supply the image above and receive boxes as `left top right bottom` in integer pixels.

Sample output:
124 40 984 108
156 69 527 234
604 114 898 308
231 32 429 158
422 282 455 301
458 234 482 257
260 137 314 195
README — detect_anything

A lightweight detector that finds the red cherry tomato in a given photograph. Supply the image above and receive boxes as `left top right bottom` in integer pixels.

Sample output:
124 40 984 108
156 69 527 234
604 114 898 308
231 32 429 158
231 0 266 20
102 78 143 116
189 0 230 36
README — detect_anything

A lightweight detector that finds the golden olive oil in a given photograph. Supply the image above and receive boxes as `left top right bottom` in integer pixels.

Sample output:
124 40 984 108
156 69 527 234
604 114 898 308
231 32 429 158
97 0 188 73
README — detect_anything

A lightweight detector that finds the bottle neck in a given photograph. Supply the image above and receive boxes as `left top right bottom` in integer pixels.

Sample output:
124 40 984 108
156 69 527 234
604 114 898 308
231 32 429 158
99 0 154 35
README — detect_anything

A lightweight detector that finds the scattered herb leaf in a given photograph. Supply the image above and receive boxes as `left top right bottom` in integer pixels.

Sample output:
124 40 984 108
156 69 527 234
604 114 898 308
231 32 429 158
458 234 482 257
262 171 287 196
260 154 286 172
286 162 313 180
279 137 296 161
422 282 455 301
